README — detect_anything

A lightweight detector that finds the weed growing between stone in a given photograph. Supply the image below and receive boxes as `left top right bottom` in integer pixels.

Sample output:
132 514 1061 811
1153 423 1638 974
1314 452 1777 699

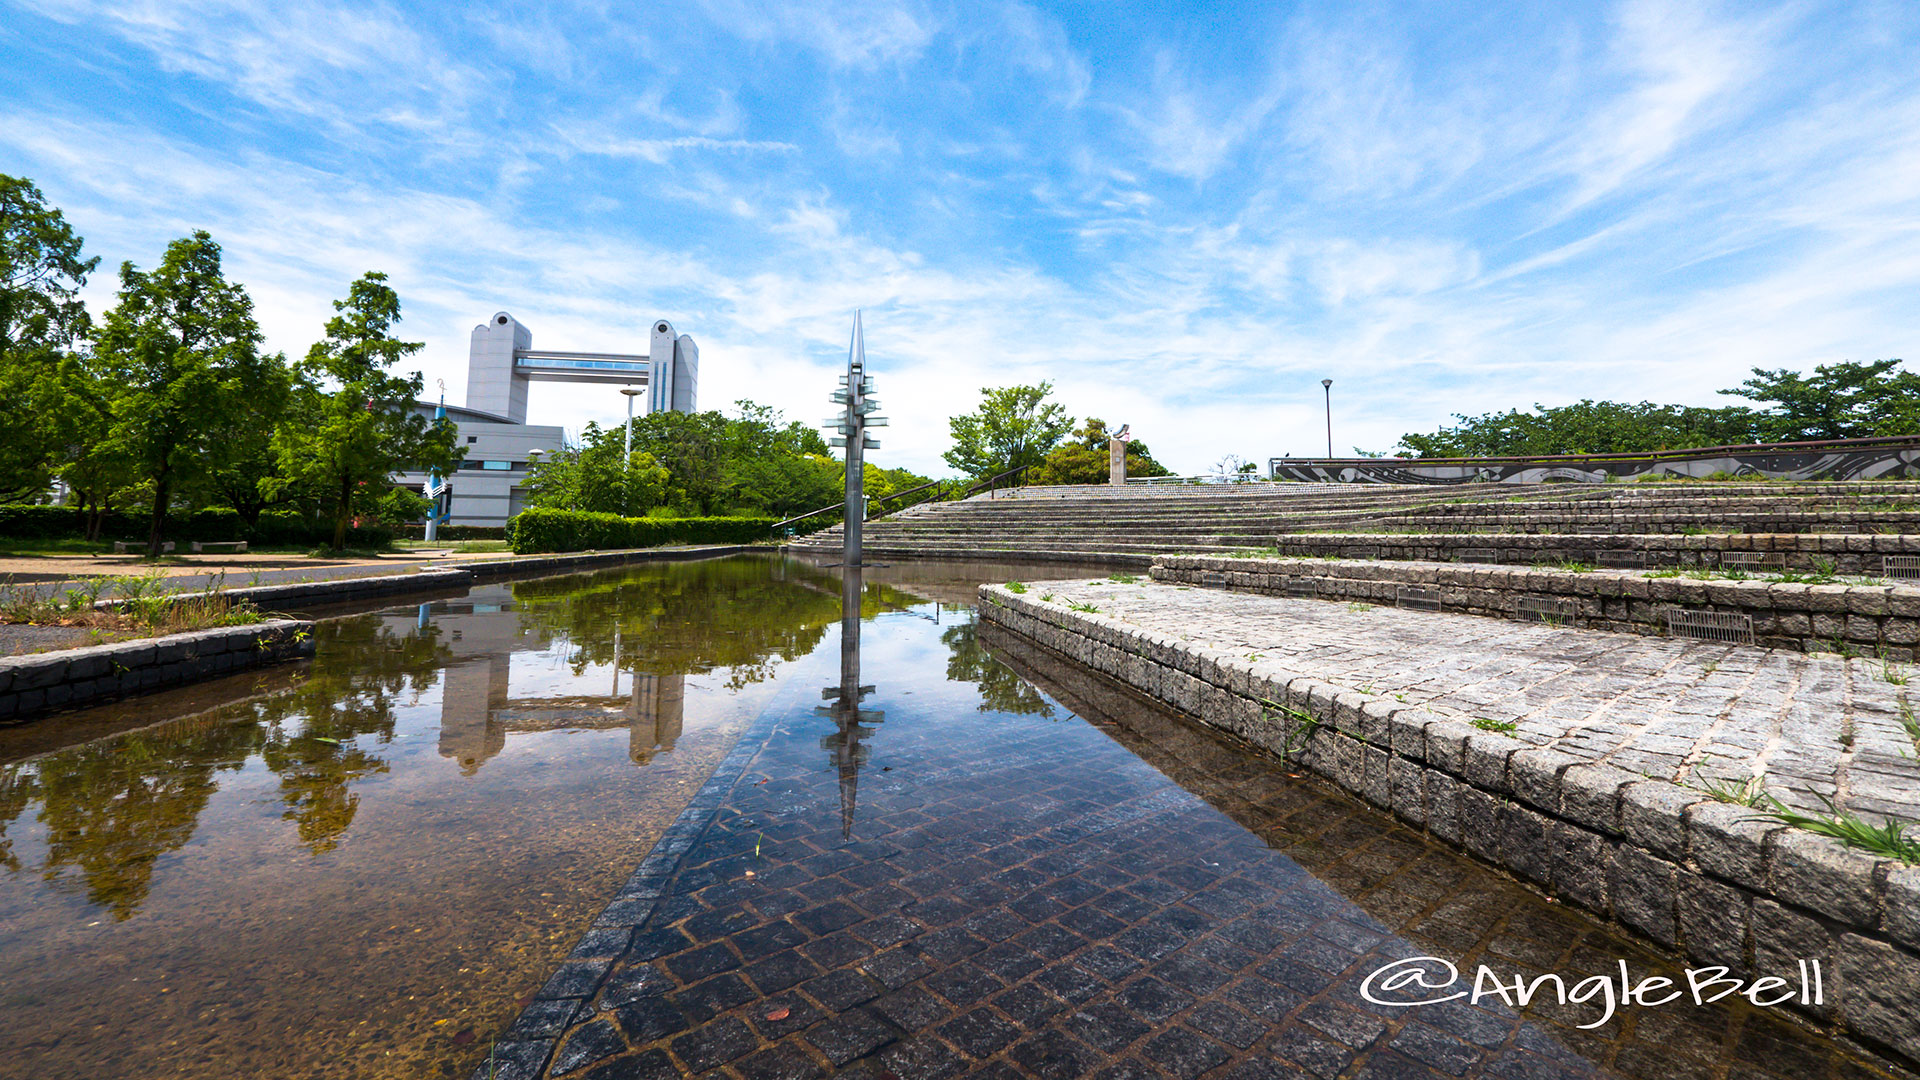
1004 581 1028 594
1067 601 1100 613
1691 770 1770 806
1471 717 1518 733
1748 791 1920 865
1107 573 1141 584
1263 698 1320 760
2 571 264 638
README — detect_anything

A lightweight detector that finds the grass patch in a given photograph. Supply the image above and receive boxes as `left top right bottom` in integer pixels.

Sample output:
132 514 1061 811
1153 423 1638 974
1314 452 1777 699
2 571 265 638
1470 717 1518 733
1067 601 1100 613
1747 791 1920 865
1107 573 1141 584
1345 602 1372 613
1004 581 1029 594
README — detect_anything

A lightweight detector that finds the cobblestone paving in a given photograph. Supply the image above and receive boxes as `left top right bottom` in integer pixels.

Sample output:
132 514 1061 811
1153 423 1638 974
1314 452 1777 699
502 611 1901 1080
1034 580 1920 824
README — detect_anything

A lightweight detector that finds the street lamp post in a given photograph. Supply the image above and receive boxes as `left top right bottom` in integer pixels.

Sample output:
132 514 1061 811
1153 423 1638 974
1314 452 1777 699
620 388 643 468
1321 379 1333 458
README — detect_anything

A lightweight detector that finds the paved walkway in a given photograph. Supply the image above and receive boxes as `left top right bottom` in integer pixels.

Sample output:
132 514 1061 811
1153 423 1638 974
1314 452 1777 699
1029 579 1920 824
487 617 1889 1080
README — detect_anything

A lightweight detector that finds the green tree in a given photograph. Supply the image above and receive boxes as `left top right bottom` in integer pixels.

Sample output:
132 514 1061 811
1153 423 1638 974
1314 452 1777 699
1395 399 1762 458
0 175 100 502
522 421 672 516
943 382 1075 480
1025 417 1172 485
1728 360 1920 441
93 232 280 554
269 272 461 550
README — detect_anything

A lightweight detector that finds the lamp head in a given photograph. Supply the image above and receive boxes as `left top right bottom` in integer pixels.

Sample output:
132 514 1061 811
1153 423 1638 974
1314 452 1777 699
620 388 642 398
1321 379 1333 389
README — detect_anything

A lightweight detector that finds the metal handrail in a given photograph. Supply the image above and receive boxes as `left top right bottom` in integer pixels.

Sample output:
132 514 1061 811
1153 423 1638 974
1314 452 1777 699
870 477 945 507
771 503 844 531
962 464 1029 500
867 478 953 522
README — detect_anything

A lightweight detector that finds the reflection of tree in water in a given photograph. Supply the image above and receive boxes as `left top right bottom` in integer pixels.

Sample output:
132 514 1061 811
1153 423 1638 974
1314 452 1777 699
512 558 910 691
0 765 28 874
30 719 264 919
0 613 453 918
250 614 453 853
942 617 1055 717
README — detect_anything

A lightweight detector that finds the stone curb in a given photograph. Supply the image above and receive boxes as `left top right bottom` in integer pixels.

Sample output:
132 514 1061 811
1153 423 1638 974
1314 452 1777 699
1152 554 1920 658
976 584 1920 1065
0 619 316 723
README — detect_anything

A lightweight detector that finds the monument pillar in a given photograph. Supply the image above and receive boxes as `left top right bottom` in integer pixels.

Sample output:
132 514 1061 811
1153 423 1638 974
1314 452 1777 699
1108 425 1133 487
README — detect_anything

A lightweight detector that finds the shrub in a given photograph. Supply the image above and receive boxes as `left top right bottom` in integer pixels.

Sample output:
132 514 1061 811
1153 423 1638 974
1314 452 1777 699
507 508 776 553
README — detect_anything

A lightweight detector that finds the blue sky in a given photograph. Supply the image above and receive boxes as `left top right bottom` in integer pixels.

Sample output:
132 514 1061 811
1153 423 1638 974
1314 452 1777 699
3 0 1917 475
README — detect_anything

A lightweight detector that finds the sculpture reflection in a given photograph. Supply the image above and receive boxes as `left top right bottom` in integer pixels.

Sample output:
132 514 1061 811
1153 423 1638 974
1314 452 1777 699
818 566 881 839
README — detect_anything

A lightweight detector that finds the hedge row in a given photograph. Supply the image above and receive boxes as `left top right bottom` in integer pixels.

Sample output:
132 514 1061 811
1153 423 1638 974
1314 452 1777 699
397 524 506 541
507 509 776 553
0 505 394 547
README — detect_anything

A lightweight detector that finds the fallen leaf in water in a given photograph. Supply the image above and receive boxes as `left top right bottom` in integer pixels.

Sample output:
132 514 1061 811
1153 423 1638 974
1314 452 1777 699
452 1029 475 1045
765 1007 790 1021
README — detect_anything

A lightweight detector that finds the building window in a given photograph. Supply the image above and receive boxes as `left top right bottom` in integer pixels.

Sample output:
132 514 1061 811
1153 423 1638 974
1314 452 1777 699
467 436 478 444
482 460 512 470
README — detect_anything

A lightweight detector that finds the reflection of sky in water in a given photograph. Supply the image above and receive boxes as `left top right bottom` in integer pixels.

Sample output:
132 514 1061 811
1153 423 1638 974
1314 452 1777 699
0 554 1018 1080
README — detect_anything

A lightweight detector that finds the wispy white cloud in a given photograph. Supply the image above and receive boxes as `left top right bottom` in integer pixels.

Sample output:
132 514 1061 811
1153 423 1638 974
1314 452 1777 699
4 0 1919 473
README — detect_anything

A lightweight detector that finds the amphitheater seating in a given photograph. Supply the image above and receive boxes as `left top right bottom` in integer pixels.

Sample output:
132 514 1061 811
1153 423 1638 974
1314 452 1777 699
788 480 1920 566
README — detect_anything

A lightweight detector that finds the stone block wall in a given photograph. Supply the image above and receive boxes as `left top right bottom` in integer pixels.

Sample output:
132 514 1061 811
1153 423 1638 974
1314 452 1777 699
1156 554 1920 658
975 588 1920 1067
1266 532 1920 573
0 619 316 723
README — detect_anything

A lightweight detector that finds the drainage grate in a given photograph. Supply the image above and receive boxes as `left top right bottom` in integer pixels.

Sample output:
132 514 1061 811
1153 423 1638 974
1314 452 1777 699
1283 577 1320 599
1515 596 1578 625
1885 555 1920 581
1395 586 1443 612
1456 548 1499 563
1665 608 1755 645
1717 552 1784 570
1594 550 1647 569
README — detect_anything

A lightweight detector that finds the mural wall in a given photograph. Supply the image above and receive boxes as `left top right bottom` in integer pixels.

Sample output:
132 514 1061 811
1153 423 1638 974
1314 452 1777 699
1267 437 1920 485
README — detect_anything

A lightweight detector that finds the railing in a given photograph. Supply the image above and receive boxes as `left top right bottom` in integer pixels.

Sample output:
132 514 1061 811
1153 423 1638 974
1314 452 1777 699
771 503 844 532
961 465 1029 500
867 478 951 520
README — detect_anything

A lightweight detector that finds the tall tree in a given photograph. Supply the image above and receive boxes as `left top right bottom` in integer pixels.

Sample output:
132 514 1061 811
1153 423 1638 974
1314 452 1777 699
1728 360 1920 441
93 232 276 555
270 272 461 550
943 382 1075 480
1024 417 1172 485
521 421 672 516
0 175 99 502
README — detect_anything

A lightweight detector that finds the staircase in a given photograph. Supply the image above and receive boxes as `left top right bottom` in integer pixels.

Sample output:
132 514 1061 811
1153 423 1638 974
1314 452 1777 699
785 481 1920 566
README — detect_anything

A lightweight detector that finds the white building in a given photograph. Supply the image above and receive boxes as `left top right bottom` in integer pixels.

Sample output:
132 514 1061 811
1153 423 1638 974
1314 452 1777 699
395 312 700 529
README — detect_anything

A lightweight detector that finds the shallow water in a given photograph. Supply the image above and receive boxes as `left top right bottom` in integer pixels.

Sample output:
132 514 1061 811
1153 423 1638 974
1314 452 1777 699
0 555 1899 1079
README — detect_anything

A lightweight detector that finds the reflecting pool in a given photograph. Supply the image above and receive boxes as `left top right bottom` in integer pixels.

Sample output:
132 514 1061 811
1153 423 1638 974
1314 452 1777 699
0 556 1081 1079
0 555 1897 1080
